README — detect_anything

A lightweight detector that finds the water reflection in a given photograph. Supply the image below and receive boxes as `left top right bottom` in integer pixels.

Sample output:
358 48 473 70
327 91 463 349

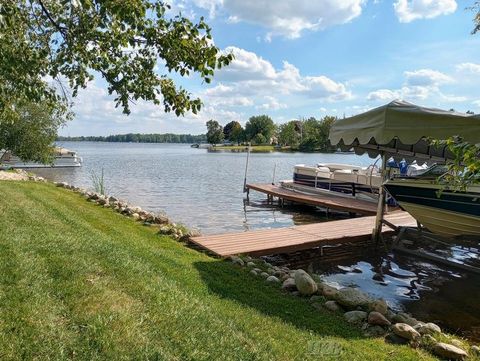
291 249 480 342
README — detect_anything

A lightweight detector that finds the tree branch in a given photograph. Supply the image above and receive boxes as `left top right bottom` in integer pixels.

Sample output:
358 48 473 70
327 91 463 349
37 0 68 37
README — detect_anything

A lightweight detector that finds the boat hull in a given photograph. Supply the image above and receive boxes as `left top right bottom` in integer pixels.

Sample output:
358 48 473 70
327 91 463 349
385 180 480 238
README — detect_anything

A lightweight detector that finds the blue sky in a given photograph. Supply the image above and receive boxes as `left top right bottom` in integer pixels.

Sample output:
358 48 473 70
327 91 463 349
61 0 480 136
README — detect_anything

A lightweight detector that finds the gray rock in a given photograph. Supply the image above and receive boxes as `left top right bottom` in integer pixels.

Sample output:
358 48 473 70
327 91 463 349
294 270 318 296
266 276 280 284
131 213 140 220
417 322 441 335
344 310 367 324
391 323 420 341
260 272 269 278
368 311 391 326
317 283 339 299
391 313 408 324
324 300 341 312
368 299 388 315
252 268 263 274
363 325 387 337
471 345 480 356
249 270 258 277
230 256 244 266
432 343 468 360
335 287 372 309
246 261 256 268
281 278 297 291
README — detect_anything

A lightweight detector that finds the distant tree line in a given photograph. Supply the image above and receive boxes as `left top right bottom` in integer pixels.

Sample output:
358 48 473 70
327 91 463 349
205 115 337 152
57 133 207 143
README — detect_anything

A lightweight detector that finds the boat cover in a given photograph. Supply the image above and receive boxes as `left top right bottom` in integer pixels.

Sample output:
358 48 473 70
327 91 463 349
329 100 480 161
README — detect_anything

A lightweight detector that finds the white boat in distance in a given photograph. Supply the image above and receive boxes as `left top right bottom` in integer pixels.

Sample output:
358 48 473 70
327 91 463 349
0 147 83 168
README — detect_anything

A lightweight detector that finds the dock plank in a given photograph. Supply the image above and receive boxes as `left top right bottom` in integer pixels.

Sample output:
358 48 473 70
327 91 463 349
191 211 416 257
246 183 386 216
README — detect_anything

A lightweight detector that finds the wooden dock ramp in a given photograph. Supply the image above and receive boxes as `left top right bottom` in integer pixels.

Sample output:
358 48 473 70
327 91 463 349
245 183 389 216
191 211 417 257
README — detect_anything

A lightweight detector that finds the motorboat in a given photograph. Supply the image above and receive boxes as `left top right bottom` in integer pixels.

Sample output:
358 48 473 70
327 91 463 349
384 165 480 238
0 147 83 168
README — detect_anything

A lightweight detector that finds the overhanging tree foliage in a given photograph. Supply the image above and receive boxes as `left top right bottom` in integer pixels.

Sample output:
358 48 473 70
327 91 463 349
0 1 232 161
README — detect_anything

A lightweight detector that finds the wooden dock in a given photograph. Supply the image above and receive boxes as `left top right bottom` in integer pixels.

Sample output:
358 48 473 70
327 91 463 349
246 183 385 216
191 211 417 257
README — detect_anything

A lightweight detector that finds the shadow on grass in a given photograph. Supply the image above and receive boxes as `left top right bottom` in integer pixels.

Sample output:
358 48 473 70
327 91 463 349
194 259 363 340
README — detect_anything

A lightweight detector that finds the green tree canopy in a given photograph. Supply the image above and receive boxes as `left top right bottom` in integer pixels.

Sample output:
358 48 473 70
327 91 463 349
0 102 69 164
245 115 275 143
223 121 244 144
278 121 301 147
299 116 336 152
206 119 224 145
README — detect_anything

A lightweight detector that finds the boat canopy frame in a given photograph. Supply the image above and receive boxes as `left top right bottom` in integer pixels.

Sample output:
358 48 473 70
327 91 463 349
329 100 480 243
330 100 480 162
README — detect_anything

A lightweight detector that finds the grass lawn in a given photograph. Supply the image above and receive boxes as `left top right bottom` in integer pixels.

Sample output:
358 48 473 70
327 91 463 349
0 181 436 360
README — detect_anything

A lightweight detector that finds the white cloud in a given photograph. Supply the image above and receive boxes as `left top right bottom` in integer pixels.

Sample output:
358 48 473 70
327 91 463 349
257 96 287 110
367 89 400 101
212 47 351 101
394 0 457 23
218 46 277 81
456 62 480 74
404 68 453 86
193 0 365 39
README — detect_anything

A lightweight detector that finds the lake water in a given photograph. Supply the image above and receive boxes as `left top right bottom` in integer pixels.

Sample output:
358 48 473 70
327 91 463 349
39 142 374 234
34 141 480 342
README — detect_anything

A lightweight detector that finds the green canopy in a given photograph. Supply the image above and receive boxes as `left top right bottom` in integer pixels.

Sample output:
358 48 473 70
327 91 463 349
329 100 480 161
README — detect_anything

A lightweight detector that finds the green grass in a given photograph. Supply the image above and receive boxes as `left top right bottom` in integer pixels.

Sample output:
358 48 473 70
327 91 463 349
0 181 436 360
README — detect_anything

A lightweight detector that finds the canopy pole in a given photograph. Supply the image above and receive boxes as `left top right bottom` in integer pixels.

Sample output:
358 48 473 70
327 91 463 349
372 153 387 243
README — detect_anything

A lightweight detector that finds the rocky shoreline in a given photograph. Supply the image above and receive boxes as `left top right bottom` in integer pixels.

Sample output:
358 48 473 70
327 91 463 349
229 254 480 360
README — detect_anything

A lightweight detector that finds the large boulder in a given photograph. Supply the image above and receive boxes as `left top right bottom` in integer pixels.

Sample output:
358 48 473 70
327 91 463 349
391 323 420 341
344 310 367 324
335 287 372 309
367 311 391 326
432 343 468 360
294 270 318 296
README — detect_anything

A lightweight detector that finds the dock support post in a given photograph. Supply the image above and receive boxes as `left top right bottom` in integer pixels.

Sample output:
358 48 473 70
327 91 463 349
372 154 387 243
243 143 251 193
